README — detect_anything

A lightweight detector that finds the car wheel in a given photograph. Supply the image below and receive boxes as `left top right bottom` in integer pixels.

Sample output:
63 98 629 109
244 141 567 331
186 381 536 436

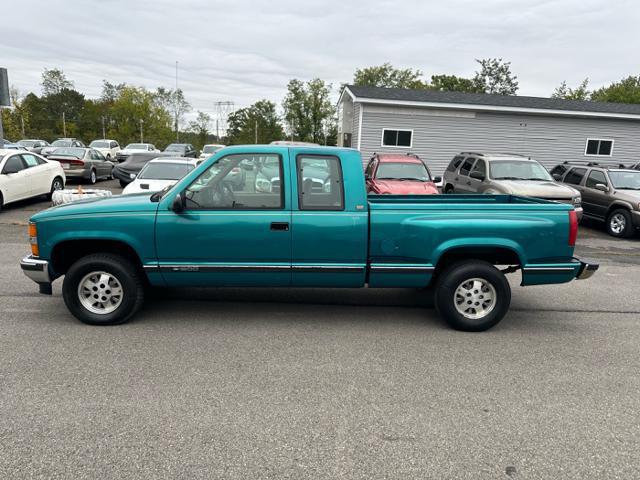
606 209 634 238
47 176 64 200
0 191 3 212
434 260 511 332
106 154 111 160
444 184 454 194
89 169 97 185
108 167 114 180
62 253 145 326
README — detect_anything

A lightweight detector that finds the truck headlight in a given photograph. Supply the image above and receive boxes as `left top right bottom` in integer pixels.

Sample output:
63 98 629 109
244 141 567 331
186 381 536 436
573 196 581 206
28 222 39 257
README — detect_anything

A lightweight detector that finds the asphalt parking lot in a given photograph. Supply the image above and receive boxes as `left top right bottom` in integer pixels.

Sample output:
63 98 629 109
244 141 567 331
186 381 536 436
1 182 639 479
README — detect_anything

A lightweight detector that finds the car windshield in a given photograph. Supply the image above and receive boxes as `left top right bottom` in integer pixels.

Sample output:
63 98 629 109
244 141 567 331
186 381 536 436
490 160 552 180
165 144 185 152
52 140 73 147
203 145 222 154
90 141 110 148
18 140 37 147
376 162 430 181
139 162 194 180
125 144 148 150
52 147 85 158
608 171 640 190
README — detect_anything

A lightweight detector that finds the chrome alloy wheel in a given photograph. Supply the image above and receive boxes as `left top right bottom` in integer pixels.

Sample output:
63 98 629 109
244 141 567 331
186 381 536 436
77 271 123 314
610 213 626 235
454 277 497 320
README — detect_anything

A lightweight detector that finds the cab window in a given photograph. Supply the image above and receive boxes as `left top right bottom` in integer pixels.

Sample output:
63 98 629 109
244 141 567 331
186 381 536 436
459 158 476 176
297 155 344 210
471 159 486 176
585 170 608 188
184 153 283 210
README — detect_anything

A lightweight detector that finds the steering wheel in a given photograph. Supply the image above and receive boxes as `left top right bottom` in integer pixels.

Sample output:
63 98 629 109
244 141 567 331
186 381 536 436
204 181 235 207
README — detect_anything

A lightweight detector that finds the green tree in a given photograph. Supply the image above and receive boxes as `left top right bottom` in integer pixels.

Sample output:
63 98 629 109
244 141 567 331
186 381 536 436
227 100 284 145
44 88 85 138
552 78 590 101
430 74 482 93
41 68 74 96
353 63 426 89
156 87 191 140
282 79 334 143
188 111 212 148
591 76 640 104
473 58 519 95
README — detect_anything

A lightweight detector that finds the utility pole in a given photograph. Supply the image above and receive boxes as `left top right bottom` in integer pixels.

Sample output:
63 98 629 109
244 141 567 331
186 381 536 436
255 120 258 144
175 60 179 142
139 119 144 143
102 116 106 139
20 115 25 137
216 119 219 142
62 112 66 137
0 109 4 146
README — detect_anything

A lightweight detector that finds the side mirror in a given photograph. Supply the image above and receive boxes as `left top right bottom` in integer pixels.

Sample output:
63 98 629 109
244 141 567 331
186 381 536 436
433 176 442 183
595 183 609 192
469 171 485 181
552 173 562 181
171 193 185 212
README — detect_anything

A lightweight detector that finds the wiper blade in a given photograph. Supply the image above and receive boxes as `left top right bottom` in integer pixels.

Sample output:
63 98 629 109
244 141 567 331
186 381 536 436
493 177 521 180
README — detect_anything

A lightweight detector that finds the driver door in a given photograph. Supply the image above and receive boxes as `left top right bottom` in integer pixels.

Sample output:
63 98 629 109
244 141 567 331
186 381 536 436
154 151 292 287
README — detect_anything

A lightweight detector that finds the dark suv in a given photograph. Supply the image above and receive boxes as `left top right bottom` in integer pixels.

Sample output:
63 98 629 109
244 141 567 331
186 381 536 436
164 143 197 158
551 162 640 238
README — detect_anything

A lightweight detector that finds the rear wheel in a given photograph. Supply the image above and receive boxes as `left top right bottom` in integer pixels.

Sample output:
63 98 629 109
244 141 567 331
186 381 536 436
47 176 64 200
62 253 145 325
89 169 97 185
434 260 511 331
606 209 634 238
444 184 454 194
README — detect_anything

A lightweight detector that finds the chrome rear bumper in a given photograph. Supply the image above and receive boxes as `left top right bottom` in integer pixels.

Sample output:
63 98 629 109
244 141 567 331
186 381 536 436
576 260 599 280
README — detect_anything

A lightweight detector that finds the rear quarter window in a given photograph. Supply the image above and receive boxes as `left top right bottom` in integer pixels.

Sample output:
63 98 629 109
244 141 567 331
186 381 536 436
447 156 464 172
564 168 587 185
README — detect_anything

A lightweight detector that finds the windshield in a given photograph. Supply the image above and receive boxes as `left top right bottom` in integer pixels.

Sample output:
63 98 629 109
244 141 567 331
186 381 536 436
52 140 73 147
376 162 430 181
125 144 148 150
139 162 194 180
203 145 222 154
90 141 110 148
18 140 37 147
490 160 552 180
52 147 85 158
609 171 640 190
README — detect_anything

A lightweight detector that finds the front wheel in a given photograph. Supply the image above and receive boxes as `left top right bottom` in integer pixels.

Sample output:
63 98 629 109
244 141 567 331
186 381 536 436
434 260 511 331
606 209 634 238
62 253 145 325
47 176 64 200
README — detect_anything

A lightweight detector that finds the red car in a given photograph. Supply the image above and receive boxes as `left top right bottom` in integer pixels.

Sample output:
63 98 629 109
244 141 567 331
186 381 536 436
365 153 440 195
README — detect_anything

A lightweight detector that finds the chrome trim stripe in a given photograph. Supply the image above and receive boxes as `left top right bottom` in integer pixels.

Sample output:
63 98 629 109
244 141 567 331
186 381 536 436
523 267 577 273
145 264 365 274
369 264 435 274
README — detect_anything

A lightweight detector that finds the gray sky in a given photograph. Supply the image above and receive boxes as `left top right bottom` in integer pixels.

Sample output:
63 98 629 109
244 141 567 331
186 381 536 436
2 0 638 121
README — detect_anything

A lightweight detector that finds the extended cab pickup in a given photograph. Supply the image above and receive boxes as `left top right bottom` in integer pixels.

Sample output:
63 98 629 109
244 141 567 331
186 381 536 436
21 145 598 331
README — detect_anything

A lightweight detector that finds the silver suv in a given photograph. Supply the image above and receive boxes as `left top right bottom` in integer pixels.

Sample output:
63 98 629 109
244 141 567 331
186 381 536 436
443 152 583 219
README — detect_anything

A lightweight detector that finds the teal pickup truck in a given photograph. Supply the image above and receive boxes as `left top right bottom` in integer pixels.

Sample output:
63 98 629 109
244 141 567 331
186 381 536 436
21 145 598 331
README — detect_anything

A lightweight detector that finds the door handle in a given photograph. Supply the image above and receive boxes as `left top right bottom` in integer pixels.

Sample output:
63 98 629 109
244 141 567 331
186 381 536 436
466 181 471 186
270 222 289 231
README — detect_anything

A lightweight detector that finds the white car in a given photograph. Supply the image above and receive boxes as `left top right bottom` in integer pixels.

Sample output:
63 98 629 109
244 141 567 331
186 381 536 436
199 144 225 159
89 139 121 160
116 143 160 162
0 149 65 211
121 158 198 195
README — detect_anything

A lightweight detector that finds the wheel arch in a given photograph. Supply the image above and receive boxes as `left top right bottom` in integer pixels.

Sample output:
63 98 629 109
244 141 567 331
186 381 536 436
433 243 523 277
50 239 144 278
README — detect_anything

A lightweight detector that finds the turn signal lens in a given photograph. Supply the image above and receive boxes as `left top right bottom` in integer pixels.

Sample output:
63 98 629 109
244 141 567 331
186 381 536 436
28 222 39 257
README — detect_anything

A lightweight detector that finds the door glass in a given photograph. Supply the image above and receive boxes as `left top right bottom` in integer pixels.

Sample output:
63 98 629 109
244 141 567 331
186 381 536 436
564 168 587 185
22 154 40 168
471 160 486 176
185 153 283 209
459 158 476 176
297 155 344 210
586 170 607 188
2 156 26 174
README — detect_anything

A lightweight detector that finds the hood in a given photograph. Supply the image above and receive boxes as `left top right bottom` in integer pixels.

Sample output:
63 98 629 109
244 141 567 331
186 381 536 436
370 179 438 195
31 193 158 221
493 180 579 198
613 189 640 202
122 179 177 195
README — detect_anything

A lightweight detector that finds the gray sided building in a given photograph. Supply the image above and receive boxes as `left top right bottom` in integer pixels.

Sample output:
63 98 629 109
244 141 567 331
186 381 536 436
337 85 640 174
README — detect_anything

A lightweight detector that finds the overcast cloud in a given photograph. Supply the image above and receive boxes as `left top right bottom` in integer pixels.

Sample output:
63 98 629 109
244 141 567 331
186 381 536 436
2 0 638 121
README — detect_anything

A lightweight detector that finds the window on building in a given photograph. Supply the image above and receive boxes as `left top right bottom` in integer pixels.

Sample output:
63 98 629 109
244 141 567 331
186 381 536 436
382 129 412 148
564 168 587 185
585 139 613 156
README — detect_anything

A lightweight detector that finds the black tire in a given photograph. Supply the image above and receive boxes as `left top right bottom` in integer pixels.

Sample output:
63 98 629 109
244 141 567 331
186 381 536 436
0 191 3 212
47 176 64 200
119 179 127 188
606 208 634 238
444 184 454 194
89 169 97 185
434 260 511 332
62 253 145 326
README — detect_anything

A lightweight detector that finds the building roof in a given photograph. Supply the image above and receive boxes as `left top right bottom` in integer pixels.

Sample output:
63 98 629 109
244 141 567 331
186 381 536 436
343 85 640 120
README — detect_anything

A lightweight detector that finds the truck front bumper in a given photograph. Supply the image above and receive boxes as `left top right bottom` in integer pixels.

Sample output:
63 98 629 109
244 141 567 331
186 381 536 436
20 255 53 294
